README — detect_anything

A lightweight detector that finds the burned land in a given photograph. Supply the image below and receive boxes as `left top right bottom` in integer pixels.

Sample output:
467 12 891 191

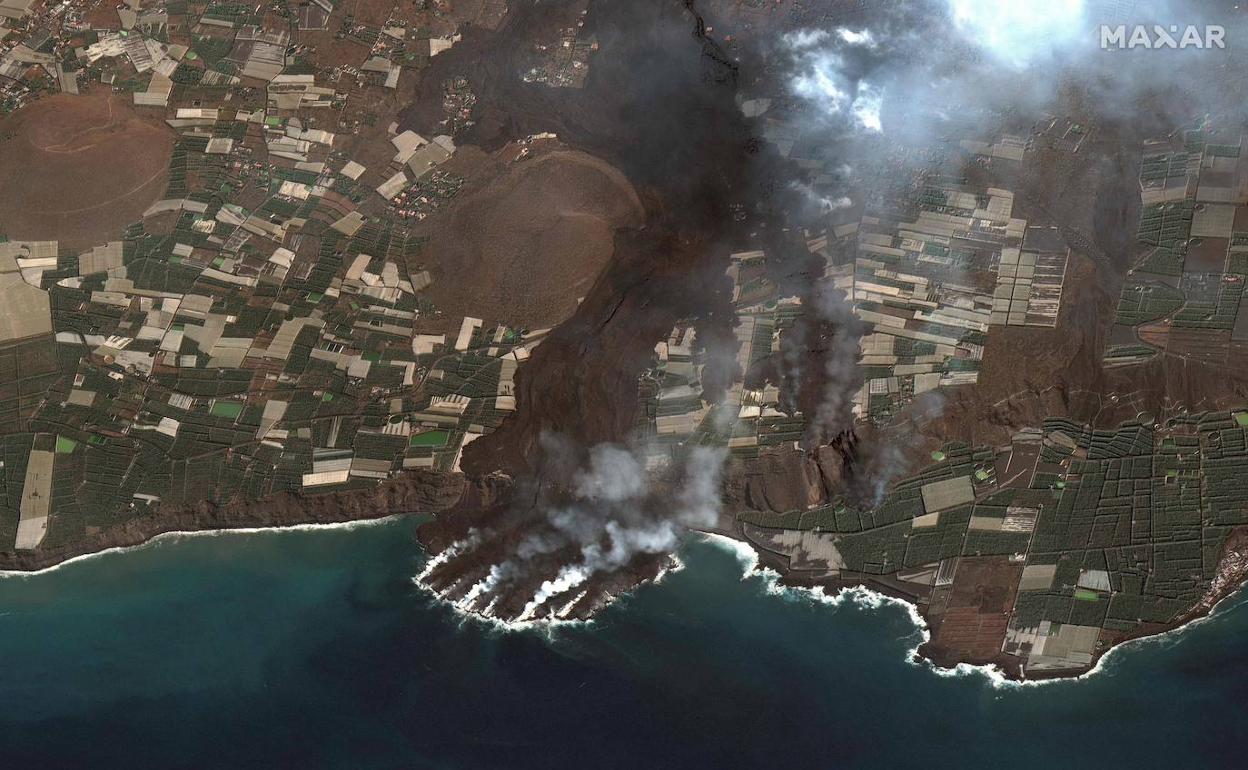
5 0 1248 680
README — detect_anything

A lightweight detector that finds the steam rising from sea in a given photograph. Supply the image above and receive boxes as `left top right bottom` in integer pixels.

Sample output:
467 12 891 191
419 0 1248 628
418 441 727 622
413 528 1248 689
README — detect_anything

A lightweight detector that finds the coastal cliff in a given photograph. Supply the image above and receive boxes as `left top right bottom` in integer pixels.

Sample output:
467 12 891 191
0 470 465 572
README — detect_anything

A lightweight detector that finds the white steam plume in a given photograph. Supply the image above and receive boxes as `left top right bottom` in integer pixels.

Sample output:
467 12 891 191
435 441 729 620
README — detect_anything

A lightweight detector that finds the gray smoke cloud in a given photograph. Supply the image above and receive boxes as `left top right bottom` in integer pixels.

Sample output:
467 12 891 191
539 438 728 565
777 0 1248 156
427 0 1248 622
803 282 866 448
770 0 1248 463
776 320 807 416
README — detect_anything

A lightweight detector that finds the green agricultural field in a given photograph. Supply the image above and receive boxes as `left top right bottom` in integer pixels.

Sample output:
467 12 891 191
210 401 245 419
410 430 450 447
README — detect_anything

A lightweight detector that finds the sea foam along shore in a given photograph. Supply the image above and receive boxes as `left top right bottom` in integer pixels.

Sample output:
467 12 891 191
697 532 1248 690
13 517 1239 685
0 514 414 580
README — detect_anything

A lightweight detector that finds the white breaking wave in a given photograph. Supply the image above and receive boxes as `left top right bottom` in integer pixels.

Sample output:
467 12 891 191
696 533 1026 686
420 530 1248 687
696 532 1248 690
0 515 410 580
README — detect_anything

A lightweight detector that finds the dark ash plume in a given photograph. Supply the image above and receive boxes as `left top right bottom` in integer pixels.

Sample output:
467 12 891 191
803 282 866 449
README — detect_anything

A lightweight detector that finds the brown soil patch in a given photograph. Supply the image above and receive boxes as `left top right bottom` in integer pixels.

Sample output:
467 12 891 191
1167 327 1232 364
1137 320 1171 349
925 556 1022 664
0 90 175 251
417 148 644 329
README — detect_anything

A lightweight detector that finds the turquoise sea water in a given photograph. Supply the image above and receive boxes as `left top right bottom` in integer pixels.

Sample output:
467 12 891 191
0 515 1245 768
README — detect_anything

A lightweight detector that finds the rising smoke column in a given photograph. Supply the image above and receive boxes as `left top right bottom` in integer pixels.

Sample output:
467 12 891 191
803 283 866 448
775 320 807 416
415 0 807 623
769 0 1248 504
421 0 1248 622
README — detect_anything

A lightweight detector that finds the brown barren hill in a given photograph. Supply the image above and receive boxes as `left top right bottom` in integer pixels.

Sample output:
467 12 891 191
0 90 174 250
419 148 644 328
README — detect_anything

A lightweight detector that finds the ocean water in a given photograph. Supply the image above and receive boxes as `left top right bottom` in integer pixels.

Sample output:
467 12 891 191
0 516 1245 768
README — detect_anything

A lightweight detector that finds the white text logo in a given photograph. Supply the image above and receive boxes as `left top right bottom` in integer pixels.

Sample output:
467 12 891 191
1099 24 1226 50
